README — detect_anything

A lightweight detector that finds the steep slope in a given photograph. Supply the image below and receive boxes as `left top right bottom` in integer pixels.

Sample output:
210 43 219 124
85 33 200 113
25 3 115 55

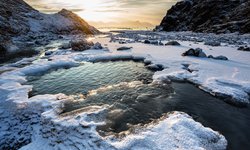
0 0 99 38
0 0 99 62
156 0 250 33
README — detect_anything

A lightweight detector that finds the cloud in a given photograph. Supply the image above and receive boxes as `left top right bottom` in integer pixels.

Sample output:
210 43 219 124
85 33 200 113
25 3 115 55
24 0 178 25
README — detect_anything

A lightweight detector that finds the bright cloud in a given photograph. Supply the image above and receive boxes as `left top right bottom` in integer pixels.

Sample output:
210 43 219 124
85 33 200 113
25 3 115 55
24 0 178 25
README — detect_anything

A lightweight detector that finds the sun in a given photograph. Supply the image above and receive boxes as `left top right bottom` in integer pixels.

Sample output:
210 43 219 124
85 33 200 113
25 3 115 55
73 0 118 22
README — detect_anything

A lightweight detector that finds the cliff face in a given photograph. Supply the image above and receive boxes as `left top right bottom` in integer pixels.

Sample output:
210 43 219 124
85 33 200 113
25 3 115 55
157 0 250 33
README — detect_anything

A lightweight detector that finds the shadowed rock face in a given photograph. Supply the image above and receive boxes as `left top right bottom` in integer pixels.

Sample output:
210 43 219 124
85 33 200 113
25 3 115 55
0 0 99 38
157 0 250 33
0 0 99 62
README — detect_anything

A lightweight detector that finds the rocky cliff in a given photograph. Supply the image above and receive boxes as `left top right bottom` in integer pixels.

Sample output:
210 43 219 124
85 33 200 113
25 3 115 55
157 0 250 33
0 0 99 61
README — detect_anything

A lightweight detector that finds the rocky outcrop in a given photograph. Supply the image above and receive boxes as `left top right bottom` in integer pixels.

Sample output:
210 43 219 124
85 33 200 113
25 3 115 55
0 0 99 62
0 0 99 38
157 0 250 33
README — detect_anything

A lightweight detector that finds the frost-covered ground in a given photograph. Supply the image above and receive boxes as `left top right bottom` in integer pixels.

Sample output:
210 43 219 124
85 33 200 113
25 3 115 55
1 31 250 149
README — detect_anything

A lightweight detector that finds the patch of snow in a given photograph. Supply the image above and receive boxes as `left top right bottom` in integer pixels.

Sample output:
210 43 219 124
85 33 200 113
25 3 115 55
110 112 227 150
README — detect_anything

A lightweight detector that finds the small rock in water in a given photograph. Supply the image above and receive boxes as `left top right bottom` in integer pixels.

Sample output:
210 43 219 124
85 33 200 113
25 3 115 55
117 46 132 51
146 64 164 71
144 60 152 65
70 39 94 51
165 41 181 46
204 41 221 46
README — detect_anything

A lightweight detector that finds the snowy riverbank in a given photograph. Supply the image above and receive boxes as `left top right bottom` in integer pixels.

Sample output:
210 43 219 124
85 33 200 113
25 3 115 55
1 31 250 149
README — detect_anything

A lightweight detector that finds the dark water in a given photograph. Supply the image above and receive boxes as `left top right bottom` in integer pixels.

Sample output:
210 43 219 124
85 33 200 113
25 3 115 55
26 61 250 150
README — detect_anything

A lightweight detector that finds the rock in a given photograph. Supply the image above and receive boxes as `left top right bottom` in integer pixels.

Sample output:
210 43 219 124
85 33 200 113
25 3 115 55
45 51 53 56
144 40 151 44
60 43 71 49
204 41 221 47
143 40 159 45
157 0 250 33
238 46 250 51
182 48 207 57
92 42 103 49
165 41 181 46
117 46 132 51
159 41 164 46
198 51 207 58
214 56 228 60
208 55 214 58
146 64 164 71
208 55 228 60
144 60 152 65
70 39 94 51
0 0 100 62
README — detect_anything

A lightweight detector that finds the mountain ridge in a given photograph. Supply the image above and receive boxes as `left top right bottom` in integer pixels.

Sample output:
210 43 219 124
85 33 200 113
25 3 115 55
156 0 250 33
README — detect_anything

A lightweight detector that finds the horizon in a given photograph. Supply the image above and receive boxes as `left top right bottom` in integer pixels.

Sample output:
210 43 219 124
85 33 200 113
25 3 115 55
24 0 179 28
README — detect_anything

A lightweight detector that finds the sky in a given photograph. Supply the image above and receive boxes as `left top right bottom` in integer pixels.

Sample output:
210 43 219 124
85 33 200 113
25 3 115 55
24 0 178 27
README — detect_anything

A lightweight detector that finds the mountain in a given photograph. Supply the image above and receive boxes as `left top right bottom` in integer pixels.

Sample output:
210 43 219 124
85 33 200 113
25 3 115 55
90 21 155 29
0 0 99 61
156 0 250 33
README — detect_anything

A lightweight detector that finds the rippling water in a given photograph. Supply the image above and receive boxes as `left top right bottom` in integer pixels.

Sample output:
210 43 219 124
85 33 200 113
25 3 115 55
26 61 250 150
27 61 154 95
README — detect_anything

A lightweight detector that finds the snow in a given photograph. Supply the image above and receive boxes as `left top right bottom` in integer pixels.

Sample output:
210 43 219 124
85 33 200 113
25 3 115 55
2 31 250 149
94 34 250 106
111 112 227 150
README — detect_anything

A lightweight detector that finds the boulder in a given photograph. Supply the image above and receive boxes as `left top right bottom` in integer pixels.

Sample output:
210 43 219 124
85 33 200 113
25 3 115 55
165 41 181 46
92 42 103 49
238 46 250 51
182 48 207 58
144 40 151 44
70 39 94 51
117 46 132 51
146 64 164 71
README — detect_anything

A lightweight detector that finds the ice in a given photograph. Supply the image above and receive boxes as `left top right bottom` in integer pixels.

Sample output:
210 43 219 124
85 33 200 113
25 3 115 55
110 112 227 150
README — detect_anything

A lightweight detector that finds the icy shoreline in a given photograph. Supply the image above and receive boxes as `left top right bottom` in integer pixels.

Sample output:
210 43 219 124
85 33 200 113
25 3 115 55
2 31 250 149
